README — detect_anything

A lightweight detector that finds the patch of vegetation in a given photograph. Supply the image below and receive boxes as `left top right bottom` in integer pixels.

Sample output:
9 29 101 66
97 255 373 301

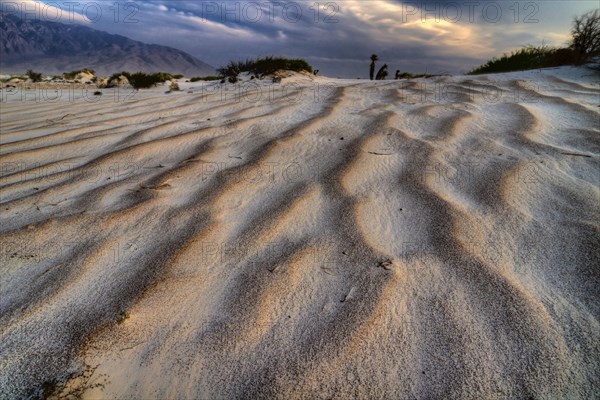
217 56 313 79
63 68 95 80
375 64 388 80
127 72 162 89
396 72 435 79
190 76 223 82
369 54 378 80
94 91 102 96
467 46 579 75
168 81 180 92
111 71 131 81
26 69 43 83
109 71 185 89
468 11 598 75
571 9 600 63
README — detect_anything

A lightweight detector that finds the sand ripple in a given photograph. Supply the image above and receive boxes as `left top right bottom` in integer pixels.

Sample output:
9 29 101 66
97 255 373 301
1 69 599 399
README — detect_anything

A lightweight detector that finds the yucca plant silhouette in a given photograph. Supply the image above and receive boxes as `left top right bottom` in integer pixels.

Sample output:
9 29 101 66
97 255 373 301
375 64 388 80
370 54 378 80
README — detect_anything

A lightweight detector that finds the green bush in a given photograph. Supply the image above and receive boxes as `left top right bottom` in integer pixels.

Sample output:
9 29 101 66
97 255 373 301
397 72 434 79
128 72 166 89
217 56 313 79
63 68 95 80
110 72 179 89
190 76 223 82
26 69 43 83
111 71 131 81
468 46 578 75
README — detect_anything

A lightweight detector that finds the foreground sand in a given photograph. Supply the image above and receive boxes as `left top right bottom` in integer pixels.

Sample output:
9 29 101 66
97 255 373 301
1 67 599 399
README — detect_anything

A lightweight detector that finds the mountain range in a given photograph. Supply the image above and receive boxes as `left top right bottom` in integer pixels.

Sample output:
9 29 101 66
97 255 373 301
0 12 216 76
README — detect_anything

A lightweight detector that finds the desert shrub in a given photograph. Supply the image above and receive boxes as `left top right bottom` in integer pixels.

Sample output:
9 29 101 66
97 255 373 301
217 56 313 79
126 72 176 89
63 68 95 80
252 57 312 76
571 10 600 63
169 81 180 91
190 76 223 82
153 72 175 82
375 64 388 80
94 91 102 96
397 72 434 79
111 71 131 80
369 54 378 80
468 46 578 75
545 48 579 67
26 69 43 82
63 71 78 80
173 74 184 79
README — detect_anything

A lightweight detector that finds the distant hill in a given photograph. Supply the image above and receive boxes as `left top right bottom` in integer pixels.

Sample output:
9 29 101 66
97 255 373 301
0 12 216 76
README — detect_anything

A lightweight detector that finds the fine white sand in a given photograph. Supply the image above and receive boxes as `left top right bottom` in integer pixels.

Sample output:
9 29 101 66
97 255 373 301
0 67 599 399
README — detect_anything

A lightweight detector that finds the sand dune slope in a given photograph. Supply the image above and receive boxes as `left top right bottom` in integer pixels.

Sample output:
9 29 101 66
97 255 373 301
1 68 599 399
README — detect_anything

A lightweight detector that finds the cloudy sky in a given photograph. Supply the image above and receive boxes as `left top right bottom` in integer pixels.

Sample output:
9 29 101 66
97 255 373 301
5 0 598 76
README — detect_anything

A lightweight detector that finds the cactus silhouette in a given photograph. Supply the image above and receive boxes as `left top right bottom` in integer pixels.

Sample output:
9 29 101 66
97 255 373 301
370 54 378 80
375 64 388 80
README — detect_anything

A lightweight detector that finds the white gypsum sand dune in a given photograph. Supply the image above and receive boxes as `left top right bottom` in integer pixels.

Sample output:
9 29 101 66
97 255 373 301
0 67 599 399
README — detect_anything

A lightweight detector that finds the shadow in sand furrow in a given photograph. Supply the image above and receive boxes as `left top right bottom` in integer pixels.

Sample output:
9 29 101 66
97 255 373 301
224 113 401 398
192 236 311 350
0 129 219 230
0 124 140 156
0 94 229 150
508 79 600 116
31 83 342 222
0 91 213 139
366 118 584 397
546 75 600 92
0 129 137 173
110 89 305 150
555 128 600 155
0 232 97 328
0 206 213 398
406 105 474 142
15 85 360 396
97 85 305 132
0 191 218 392
161 86 349 211
0 84 352 397
74 139 219 214
106 86 348 228
116 95 399 399
0 157 80 186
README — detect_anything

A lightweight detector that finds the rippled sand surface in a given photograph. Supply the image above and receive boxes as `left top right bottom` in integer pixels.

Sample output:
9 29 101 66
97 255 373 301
1 68 599 399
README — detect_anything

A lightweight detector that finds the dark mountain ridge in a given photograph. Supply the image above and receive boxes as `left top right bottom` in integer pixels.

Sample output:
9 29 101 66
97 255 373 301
0 12 215 76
